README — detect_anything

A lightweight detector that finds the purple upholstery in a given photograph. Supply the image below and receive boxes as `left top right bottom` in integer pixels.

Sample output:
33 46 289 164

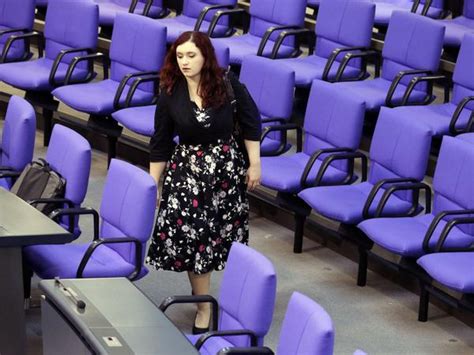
385 33 474 136
275 0 375 87
0 0 35 62
212 0 306 65
23 159 157 280
36 0 48 7
53 13 166 115
441 1 474 47
417 252 474 293
112 41 229 136
457 132 474 145
261 80 365 193
299 107 432 225
187 242 277 354
374 0 445 26
45 124 92 235
359 136 474 257
0 0 99 91
333 11 445 112
158 0 237 43
0 96 36 190
96 0 164 26
239 55 294 156
276 292 334 355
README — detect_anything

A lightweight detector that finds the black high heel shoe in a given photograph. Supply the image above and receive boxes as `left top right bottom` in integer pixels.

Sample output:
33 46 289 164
192 311 210 335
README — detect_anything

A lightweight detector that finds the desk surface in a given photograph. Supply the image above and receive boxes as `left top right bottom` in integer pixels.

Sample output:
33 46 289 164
0 188 72 246
40 278 199 355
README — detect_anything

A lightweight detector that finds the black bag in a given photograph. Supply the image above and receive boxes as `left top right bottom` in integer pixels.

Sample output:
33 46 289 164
10 158 66 215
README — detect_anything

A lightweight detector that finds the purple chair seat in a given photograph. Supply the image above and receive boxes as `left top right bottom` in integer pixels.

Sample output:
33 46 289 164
260 137 291 156
442 17 474 47
159 15 230 43
261 153 349 193
52 79 154 115
457 133 474 144
417 252 474 293
375 1 444 25
299 181 413 224
359 214 474 257
24 243 147 279
187 334 234 355
338 77 428 111
213 35 295 65
96 0 164 26
113 105 156 136
279 55 362 87
0 58 90 91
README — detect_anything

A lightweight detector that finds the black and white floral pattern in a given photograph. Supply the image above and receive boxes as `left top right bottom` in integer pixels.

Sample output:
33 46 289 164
146 138 249 274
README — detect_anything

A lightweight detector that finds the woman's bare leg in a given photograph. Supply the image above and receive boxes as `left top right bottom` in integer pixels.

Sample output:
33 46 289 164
187 271 212 328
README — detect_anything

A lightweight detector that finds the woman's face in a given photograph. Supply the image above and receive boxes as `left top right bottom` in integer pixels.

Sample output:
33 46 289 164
176 40 205 80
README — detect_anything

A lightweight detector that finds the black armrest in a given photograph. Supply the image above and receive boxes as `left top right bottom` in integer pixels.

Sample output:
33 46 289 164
128 0 139 13
410 0 423 13
195 330 259 350
208 8 246 38
194 4 236 32
449 96 474 135
49 47 95 87
321 46 370 82
334 50 381 82
29 197 75 209
362 178 418 219
0 28 31 63
49 207 99 237
2 31 44 61
218 347 274 355
422 209 474 252
77 237 143 280
257 25 302 58
300 147 355 188
400 74 449 106
269 28 315 59
385 69 433 108
159 295 219 331
260 123 302 155
0 170 21 179
64 52 109 86
372 181 432 218
113 71 159 110
142 0 168 17
435 217 474 252
124 73 160 108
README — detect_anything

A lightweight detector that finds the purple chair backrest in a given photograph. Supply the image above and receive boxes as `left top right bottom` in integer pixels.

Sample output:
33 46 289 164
382 11 444 85
0 96 36 172
432 136 474 235
109 13 167 92
369 107 432 200
44 0 99 65
315 0 375 62
183 0 237 21
277 292 335 355
451 34 474 110
218 242 277 346
303 80 365 170
213 41 230 68
0 0 35 31
99 159 157 266
249 0 306 40
464 0 474 18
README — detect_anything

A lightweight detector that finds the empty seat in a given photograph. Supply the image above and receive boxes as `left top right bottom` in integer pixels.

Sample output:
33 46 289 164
96 0 166 27
373 0 446 26
440 0 474 48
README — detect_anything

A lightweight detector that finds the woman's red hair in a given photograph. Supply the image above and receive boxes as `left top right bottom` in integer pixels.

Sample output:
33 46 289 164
160 31 227 109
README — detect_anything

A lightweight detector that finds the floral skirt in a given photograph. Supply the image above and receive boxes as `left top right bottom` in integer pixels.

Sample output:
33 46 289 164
146 138 249 274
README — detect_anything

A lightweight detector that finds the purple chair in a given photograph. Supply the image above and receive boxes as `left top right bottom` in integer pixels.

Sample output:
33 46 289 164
271 0 375 88
0 0 99 146
331 11 445 114
0 96 36 190
52 13 167 165
299 108 432 282
112 40 229 139
358 135 474 293
23 159 157 282
260 79 365 252
373 0 446 26
218 291 335 355
159 242 277 355
239 55 294 156
157 0 237 44
385 33 474 137
96 0 166 27
440 0 474 48
210 0 307 65
0 0 35 63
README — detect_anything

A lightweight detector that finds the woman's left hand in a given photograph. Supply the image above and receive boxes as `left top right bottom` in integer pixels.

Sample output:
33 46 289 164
246 163 261 191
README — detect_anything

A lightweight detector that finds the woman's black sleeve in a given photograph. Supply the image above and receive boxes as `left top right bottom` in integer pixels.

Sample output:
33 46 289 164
229 73 261 141
149 93 175 162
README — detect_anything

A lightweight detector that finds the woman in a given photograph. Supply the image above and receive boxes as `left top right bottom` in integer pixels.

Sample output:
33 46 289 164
146 31 261 334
